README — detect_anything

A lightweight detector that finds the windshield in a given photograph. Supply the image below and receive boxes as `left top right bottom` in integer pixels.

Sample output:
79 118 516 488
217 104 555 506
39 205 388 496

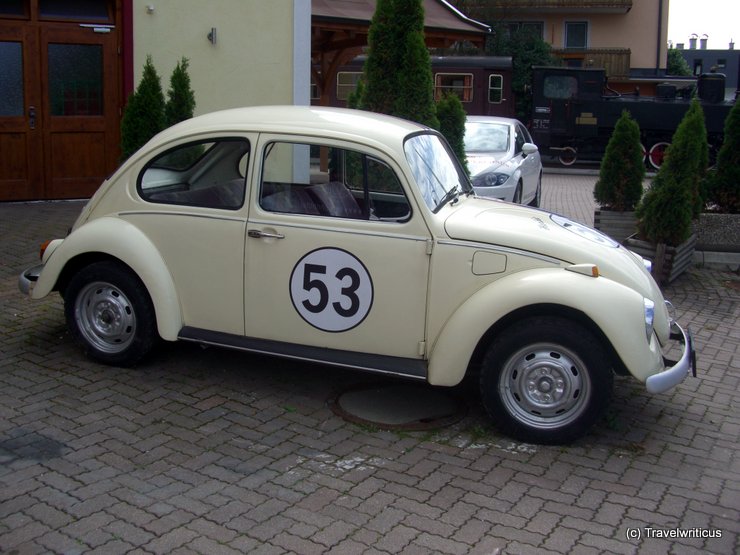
404 133 472 212
464 122 510 153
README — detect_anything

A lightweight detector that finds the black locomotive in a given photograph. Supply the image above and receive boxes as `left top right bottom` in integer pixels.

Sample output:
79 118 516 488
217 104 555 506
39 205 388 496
530 66 735 168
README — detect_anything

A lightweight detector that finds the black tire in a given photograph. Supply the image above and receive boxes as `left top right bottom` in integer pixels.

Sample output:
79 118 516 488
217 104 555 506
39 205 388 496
480 317 613 444
512 181 523 204
528 174 542 208
64 261 158 366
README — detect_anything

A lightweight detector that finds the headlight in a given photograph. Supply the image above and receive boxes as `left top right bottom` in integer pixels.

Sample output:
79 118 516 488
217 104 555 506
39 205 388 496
473 172 510 187
644 298 655 340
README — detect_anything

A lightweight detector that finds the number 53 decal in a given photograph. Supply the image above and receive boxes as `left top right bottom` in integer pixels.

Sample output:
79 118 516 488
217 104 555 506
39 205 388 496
290 248 374 332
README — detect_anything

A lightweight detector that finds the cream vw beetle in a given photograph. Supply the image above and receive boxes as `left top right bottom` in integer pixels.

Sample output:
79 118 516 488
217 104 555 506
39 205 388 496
19 106 696 444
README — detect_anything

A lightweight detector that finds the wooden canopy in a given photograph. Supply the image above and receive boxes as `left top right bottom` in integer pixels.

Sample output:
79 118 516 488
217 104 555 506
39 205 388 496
311 0 490 104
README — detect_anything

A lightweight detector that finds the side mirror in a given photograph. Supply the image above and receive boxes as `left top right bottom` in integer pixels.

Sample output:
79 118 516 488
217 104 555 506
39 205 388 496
522 143 539 156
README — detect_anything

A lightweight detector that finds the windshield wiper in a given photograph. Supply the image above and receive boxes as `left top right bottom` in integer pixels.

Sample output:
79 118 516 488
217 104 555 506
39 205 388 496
434 186 460 212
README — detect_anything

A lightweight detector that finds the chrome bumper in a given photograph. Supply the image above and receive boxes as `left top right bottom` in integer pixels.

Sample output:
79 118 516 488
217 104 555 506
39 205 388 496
18 264 44 296
645 322 697 394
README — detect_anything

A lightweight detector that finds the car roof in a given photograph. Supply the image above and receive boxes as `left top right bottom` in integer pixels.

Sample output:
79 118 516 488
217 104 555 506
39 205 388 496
465 115 521 126
153 105 429 146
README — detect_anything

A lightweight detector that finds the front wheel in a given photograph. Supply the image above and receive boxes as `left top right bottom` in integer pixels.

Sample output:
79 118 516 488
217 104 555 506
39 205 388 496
528 174 542 207
480 317 613 444
512 181 523 204
64 261 158 366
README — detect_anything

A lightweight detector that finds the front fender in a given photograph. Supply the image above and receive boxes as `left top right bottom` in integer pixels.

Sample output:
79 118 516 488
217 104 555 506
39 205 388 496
33 217 182 341
427 267 663 386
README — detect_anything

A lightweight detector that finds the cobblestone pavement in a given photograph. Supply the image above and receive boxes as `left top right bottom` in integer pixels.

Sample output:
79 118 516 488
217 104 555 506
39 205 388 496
1 174 738 555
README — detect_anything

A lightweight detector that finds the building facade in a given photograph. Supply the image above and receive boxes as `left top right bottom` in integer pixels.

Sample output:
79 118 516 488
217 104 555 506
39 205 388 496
452 1 670 81
0 0 309 201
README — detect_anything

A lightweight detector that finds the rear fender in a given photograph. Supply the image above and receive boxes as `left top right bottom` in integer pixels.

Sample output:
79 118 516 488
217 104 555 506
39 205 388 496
33 217 182 340
427 268 662 386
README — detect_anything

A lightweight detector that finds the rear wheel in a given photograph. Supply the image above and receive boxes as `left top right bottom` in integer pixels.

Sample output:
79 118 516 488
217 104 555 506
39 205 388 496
64 261 157 366
480 317 613 444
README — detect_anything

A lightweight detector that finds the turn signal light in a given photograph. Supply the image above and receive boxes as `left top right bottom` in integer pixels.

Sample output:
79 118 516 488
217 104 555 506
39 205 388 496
39 240 52 261
565 264 600 278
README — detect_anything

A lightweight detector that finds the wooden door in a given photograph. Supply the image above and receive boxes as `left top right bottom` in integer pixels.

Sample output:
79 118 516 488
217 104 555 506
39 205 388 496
0 1 120 201
40 24 119 198
0 24 43 200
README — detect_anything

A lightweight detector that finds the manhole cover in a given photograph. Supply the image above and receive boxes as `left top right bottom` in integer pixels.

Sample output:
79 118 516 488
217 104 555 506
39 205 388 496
329 382 466 431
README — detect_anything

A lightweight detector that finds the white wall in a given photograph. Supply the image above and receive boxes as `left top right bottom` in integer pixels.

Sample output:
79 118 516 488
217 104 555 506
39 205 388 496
132 0 310 115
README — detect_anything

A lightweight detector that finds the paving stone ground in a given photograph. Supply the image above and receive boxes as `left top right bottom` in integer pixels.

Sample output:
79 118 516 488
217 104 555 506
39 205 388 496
1 174 738 554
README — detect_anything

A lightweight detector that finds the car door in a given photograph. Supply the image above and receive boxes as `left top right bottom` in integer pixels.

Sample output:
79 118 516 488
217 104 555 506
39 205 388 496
124 136 253 336
515 123 539 202
243 136 432 365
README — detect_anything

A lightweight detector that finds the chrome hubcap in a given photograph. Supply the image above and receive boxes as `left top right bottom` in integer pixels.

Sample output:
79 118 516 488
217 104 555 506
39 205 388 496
75 281 136 353
500 344 590 429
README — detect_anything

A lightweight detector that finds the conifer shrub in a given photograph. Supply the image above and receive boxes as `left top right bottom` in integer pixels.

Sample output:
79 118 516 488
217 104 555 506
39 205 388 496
361 0 397 115
165 57 196 127
120 56 165 161
593 110 644 211
706 98 740 213
436 93 468 175
637 98 708 245
393 0 439 129
359 0 439 128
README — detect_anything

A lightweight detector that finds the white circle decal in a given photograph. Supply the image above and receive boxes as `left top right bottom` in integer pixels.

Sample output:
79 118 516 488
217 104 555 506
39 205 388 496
290 248 374 332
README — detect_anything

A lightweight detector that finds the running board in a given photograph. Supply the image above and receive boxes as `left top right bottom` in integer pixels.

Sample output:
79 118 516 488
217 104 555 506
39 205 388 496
178 326 428 381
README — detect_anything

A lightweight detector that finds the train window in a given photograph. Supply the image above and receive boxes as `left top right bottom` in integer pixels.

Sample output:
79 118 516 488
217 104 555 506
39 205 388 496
488 74 503 103
435 73 473 102
337 72 362 100
543 76 578 99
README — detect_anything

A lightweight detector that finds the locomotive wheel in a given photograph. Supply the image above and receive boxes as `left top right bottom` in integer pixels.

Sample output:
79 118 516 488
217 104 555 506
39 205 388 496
558 147 577 166
648 142 670 169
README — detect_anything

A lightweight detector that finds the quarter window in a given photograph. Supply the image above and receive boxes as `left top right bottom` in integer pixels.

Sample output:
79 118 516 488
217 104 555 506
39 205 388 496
138 138 249 210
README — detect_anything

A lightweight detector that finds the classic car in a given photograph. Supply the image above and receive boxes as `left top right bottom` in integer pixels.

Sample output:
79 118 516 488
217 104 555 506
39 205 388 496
19 106 695 444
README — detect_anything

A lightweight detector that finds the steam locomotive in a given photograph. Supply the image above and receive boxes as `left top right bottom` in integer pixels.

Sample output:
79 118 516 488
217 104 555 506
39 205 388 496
530 66 735 168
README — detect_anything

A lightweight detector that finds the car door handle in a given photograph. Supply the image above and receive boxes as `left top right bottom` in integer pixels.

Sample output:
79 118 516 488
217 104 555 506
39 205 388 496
248 229 285 239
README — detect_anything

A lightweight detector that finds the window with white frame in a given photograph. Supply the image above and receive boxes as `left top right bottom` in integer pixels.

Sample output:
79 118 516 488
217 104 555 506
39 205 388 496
565 21 588 49
434 73 473 102
488 74 503 103
336 72 362 100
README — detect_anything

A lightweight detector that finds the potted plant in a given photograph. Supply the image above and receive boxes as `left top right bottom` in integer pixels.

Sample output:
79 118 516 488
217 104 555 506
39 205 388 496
629 98 707 284
593 110 645 243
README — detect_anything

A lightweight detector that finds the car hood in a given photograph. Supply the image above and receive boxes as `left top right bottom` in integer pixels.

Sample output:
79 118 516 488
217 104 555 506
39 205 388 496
444 197 660 298
467 152 515 176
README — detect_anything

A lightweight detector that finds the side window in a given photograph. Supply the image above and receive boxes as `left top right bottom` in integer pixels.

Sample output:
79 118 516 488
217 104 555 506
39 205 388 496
514 125 526 154
488 74 503 103
138 138 249 210
434 73 473 102
336 71 362 101
517 124 533 145
259 141 410 221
